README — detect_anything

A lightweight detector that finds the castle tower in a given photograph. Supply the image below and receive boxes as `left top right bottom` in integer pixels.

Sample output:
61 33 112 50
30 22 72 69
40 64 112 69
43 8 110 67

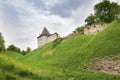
37 27 59 47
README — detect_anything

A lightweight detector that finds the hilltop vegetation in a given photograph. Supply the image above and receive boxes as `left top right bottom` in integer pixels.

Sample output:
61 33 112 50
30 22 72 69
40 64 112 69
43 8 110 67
0 20 119 80
85 0 120 25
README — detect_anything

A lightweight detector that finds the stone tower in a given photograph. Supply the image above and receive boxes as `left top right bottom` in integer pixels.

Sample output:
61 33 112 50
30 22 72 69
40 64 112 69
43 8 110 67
37 27 59 47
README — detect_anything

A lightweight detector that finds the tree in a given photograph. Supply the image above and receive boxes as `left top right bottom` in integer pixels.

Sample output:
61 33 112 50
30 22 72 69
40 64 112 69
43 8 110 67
26 47 31 53
85 14 99 25
94 0 120 23
0 32 5 52
7 45 21 53
73 26 84 34
21 47 31 55
21 50 27 55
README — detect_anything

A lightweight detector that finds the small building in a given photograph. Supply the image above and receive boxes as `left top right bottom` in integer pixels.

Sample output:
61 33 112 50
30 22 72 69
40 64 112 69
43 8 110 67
84 23 106 35
37 27 59 47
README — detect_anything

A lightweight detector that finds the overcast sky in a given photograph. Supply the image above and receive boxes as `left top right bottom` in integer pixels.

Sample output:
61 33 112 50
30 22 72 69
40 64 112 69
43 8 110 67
0 0 119 50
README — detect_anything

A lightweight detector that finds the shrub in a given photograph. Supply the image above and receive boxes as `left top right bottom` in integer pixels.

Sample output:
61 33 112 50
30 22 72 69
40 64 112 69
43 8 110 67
52 38 63 48
73 26 84 34
7 45 21 53
0 32 5 52
5 74 16 80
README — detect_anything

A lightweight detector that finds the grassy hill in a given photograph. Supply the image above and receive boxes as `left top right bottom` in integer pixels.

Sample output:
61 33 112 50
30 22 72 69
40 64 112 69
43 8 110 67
0 19 120 80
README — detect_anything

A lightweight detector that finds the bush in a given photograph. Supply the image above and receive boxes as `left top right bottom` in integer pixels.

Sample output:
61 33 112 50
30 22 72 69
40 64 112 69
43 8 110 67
5 74 16 80
52 38 63 48
17 70 30 77
73 26 84 34
7 45 21 53
0 32 5 52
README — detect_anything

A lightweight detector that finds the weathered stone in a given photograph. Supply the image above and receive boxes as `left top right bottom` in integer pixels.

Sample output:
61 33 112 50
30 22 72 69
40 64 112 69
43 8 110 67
91 58 120 74
84 23 106 35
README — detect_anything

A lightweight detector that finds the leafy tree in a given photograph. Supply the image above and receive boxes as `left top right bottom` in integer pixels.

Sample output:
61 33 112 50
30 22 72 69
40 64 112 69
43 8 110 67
21 47 31 55
0 32 5 52
21 50 27 55
26 47 31 53
73 26 84 34
7 45 21 53
94 0 120 23
85 14 99 25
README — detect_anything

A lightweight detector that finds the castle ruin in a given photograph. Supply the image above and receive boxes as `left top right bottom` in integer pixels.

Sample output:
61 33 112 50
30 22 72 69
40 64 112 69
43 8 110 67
37 24 106 47
37 28 59 47
84 23 106 35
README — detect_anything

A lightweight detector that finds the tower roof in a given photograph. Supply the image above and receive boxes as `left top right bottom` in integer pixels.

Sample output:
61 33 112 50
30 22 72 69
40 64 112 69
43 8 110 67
41 27 51 35
37 27 51 38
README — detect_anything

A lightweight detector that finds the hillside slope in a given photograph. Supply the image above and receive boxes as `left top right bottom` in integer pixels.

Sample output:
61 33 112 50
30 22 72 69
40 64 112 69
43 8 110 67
0 20 120 80
22 20 120 68
20 20 120 79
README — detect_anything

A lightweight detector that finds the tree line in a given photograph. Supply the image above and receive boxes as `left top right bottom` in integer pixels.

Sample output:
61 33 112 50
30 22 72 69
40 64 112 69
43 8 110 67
0 32 31 55
85 0 120 25
73 0 120 34
7 45 31 55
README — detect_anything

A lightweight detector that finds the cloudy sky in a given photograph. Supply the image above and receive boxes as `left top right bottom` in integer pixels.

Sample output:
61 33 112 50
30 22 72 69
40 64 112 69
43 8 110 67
0 0 119 50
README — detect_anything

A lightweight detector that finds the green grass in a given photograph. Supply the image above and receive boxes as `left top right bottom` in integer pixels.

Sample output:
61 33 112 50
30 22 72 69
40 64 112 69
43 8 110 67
0 53 60 80
0 20 120 80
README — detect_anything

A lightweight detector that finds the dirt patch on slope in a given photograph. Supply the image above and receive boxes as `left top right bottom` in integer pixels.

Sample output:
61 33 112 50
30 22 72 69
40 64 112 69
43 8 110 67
89 56 120 74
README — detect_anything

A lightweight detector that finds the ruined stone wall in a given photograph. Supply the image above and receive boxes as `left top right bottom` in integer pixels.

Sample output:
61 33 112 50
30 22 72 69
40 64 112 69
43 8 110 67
84 24 106 35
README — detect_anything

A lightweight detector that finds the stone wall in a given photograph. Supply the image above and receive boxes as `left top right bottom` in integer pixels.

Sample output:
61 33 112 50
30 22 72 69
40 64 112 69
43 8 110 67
47 33 59 42
84 23 106 35
37 36 48 47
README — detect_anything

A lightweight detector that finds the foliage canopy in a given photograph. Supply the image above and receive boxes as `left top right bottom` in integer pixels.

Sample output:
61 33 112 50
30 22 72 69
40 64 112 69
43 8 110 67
0 32 5 52
85 0 120 25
